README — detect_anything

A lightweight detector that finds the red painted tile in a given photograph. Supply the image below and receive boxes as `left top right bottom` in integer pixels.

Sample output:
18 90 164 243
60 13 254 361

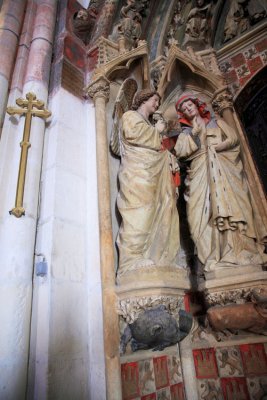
139 359 156 396
255 38 267 52
193 348 218 379
247 56 263 74
240 344 267 376
224 69 238 84
87 48 99 72
121 362 140 400
153 356 170 390
170 383 185 400
64 35 86 69
231 53 246 68
239 75 252 87
221 377 249 400
141 393 156 400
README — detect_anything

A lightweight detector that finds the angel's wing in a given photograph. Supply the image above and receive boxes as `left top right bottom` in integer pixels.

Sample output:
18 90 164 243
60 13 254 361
110 78 138 156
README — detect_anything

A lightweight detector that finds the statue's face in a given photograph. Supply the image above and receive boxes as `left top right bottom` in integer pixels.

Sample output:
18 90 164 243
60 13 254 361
180 100 199 120
197 0 205 7
77 9 88 20
144 94 160 115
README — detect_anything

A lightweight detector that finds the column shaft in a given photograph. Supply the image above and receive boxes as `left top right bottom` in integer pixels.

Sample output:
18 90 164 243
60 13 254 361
0 1 57 398
93 87 122 400
0 0 27 130
179 337 198 400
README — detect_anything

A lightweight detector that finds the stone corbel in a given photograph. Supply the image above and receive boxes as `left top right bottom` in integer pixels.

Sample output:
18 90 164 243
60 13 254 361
117 295 184 324
118 294 193 355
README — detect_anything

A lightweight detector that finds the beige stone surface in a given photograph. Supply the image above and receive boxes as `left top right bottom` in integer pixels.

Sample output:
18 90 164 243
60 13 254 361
175 97 266 273
117 110 179 276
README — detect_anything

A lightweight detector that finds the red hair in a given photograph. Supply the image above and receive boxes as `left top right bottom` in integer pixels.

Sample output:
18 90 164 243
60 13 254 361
175 93 211 126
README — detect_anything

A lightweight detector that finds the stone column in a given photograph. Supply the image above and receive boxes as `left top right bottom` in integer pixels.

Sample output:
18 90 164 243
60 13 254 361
179 335 198 400
0 0 26 130
0 1 57 399
10 0 36 96
87 76 122 400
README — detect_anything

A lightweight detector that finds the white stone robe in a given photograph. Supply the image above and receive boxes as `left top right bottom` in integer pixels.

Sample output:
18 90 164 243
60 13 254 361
175 118 264 270
116 111 180 275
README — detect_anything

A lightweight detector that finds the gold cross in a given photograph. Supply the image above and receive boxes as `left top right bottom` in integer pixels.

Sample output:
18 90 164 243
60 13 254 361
7 92 51 218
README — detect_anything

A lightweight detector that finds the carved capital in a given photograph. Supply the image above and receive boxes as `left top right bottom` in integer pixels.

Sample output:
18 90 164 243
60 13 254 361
86 75 110 102
212 88 233 115
117 295 184 324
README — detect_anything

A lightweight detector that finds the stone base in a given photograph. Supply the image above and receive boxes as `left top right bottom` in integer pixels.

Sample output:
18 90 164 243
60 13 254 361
116 265 190 294
116 266 190 324
204 264 263 281
199 269 267 307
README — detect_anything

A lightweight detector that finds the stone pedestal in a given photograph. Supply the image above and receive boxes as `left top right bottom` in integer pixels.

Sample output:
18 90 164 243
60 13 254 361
116 266 190 326
200 266 267 307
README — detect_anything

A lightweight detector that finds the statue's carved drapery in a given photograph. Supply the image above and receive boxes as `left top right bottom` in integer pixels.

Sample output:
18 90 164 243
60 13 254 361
223 0 267 43
174 92 266 271
115 94 180 276
182 0 213 50
109 0 151 53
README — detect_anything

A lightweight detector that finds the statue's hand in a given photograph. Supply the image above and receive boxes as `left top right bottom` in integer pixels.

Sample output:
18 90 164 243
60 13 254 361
192 117 201 136
155 119 166 133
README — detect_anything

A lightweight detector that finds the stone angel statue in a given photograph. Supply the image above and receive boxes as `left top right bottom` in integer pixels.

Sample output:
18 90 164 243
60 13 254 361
110 80 180 278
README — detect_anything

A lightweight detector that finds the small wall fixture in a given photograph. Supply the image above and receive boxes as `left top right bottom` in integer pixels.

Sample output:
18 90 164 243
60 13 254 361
35 258 48 277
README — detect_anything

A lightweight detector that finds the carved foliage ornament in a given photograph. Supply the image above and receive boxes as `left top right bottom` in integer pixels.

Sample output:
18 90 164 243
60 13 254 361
205 288 253 306
117 295 184 324
212 89 233 115
87 76 110 101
